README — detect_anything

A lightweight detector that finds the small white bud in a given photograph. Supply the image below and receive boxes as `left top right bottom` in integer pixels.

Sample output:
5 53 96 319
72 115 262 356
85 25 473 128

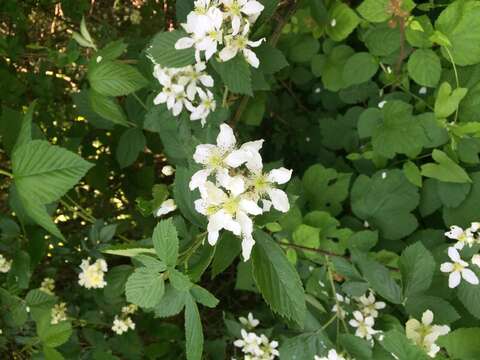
96 56 103 63
330 19 337 27
161 165 175 176
419 86 427 95
378 100 387 109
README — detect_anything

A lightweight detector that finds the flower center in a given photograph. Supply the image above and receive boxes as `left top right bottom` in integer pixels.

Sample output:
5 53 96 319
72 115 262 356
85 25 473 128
223 197 239 215
453 262 464 272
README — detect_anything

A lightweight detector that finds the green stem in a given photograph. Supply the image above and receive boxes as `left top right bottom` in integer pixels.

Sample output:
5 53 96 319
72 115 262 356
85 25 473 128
132 92 148 111
0 169 13 178
325 255 350 334
60 199 94 224
444 46 460 123
321 313 338 330
178 231 207 265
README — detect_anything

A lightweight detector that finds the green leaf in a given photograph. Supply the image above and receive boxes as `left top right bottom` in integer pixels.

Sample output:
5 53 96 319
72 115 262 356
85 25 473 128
302 164 351 216
211 232 241 278
0 288 28 327
169 268 193 291
343 52 378 86
436 0 480 66
353 251 402 304
369 101 427 159
147 30 195 68
89 90 129 126
153 284 187 318
289 36 320 63
279 331 333 359
403 161 422 187
12 140 93 204
338 334 372 360
241 93 266 126
437 181 471 207
211 55 252 96
421 149 471 183
190 285 219 308
16 194 64 240
174 167 207 228
326 2 360 41
13 101 35 154
10 250 31 289
133 255 167 272
444 172 480 227
251 230 306 327
115 128 145 168
407 49 441 87
185 293 204 360
434 82 468 119
256 44 288 74
43 347 64 360
102 245 156 257
320 45 355 91
88 61 147 97
457 282 480 319
37 313 72 348
125 268 165 308
347 230 378 252
438 328 480 359
357 0 390 23
399 242 435 297
405 295 460 324
364 23 400 56
103 265 133 300
351 170 419 240
152 218 179 266
380 330 429 360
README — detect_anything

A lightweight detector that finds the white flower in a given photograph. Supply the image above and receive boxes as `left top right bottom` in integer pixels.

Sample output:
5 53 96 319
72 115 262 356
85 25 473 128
190 124 257 190
239 312 260 329
40 277 55 295
78 258 108 289
0 254 12 273
357 291 386 318
472 254 480 267
440 247 479 288
248 167 292 213
445 225 476 249
51 302 67 325
194 180 262 259
112 315 135 335
155 199 177 217
219 23 265 68
161 165 175 176
221 0 264 35
315 349 346 360
406 310 450 358
234 329 279 359
349 311 378 340
121 304 138 315
184 62 214 100
189 88 216 125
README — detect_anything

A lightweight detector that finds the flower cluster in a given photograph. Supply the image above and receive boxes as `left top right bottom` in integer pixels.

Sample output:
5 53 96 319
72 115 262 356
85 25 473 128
341 291 384 341
152 62 215 125
175 0 265 68
405 310 450 357
441 223 480 288
78 258 108 289
234 313 279 360
40 277 55 295
314 349 346 360
191 124 292 260
112 304 138 335
51 302 68 325
0 254 12 273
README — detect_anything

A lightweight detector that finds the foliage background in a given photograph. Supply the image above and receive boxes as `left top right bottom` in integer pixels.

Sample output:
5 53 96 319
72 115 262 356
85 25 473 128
2 0 480 359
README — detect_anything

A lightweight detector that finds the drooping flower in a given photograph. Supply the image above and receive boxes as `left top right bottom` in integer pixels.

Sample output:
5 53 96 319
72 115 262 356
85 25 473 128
51 302 68 325
315 349 346 360
405 310 450 358
356 291 386 319
348 310 378 340
78 258 108 289
0 254 12 273
40 277 55 295
440 247 479 288
154 199 177 217
239 312 260 329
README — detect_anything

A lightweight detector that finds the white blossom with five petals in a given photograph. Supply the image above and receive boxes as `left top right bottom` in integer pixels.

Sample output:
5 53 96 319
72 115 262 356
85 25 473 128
440 247 479 288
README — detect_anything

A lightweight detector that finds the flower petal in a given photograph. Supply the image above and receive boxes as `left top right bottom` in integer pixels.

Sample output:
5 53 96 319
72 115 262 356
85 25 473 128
421 310 433 326
440 262 453 273
448 246 461 262
175 37 195 49
216 123 236 149
267 167 292 185
449 271 461 288
462 268 479 285
267 188 290 212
